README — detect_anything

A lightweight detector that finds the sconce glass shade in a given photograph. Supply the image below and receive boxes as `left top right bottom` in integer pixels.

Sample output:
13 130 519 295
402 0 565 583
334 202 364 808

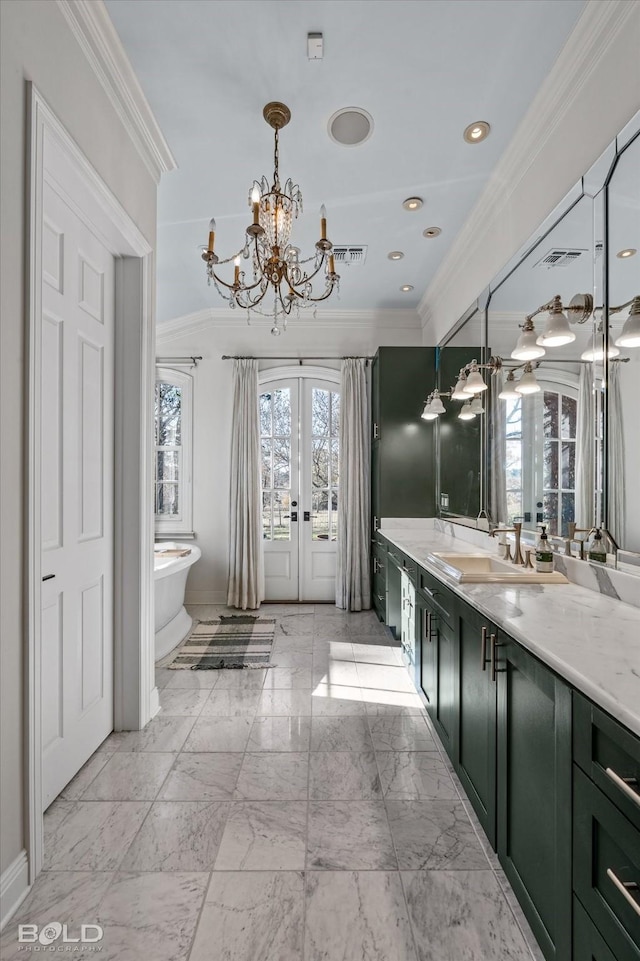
499 371 521 400
470 396 485 414
421 401 438 421
463 364 488 393
511 320 546 360
430 395 446 415
458 401 476 420
536 308 576 348
515 364 541 394
451 373 469 400
581 334 620 362
614 301 640 348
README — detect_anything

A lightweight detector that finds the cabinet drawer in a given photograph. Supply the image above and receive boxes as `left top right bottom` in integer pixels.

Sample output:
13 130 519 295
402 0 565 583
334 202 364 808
416 567 453 625
573 896 629 961
574 692 640 829
574 766 640 959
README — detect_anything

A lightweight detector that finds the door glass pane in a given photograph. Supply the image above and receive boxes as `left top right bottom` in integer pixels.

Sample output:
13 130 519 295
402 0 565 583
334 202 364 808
260 387 292 542
262 491 272 541
312 438 329 489
543 492 558 534
312 489 329 540
273 491 291 540
561 441 575 490
156 450 179 482
330 438 339 487
544 440 558 489
312 388 330 435
273 438 291 489
543 392 558 438
561 493 575 536
561 396 577 439
272 388 291 435
331 391 340 437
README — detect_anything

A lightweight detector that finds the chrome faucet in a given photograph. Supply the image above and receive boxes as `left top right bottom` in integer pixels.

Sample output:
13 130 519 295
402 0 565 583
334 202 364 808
567 523 593 561
490 522 524 565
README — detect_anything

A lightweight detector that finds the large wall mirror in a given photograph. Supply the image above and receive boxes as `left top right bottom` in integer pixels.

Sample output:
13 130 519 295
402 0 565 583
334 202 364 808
485 190 603 537
436 111 640 563
605 130 640 553
435 304 486 522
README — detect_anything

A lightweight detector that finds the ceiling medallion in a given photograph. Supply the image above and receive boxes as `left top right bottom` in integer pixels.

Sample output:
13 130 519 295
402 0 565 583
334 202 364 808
201 102 339 336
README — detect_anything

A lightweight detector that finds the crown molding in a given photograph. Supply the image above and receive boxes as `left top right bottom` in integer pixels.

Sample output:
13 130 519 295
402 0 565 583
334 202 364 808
418 0 638 331
156 307 421 342
57 0 177 184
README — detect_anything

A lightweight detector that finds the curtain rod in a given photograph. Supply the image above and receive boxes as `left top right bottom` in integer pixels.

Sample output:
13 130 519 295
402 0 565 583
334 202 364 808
156 356 202 367
221 355 373 361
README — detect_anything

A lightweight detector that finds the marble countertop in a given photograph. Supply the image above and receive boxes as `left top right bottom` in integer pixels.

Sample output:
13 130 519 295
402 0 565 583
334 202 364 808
380 525 640 738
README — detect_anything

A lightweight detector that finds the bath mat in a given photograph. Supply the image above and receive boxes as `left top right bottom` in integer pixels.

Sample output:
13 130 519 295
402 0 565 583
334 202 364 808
165 615 276 670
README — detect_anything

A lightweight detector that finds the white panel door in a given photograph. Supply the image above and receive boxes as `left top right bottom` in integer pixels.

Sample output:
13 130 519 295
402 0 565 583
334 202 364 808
260 381 300 601
300 380 340 601
40 181 114 808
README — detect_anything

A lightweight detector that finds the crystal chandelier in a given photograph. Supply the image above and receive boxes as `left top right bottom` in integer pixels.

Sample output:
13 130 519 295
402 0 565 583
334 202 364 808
201 102 340 336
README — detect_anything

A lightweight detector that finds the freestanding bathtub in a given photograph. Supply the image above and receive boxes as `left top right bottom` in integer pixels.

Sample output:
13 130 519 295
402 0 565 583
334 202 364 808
154 543 202 661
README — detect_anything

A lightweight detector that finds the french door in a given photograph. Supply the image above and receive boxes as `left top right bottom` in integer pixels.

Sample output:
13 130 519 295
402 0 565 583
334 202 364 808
260 374 340 601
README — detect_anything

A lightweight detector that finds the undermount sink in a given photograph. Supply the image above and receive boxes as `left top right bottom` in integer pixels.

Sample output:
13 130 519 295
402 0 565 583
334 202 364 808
428 552 568 584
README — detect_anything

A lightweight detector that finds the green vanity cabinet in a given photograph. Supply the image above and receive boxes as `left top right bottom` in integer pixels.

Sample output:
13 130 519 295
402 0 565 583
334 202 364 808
370 347 436 531
573 694 640 961
495 632 573 961
371 534 387 623
455 599 498 847
416 569 457 759
574 898 621 961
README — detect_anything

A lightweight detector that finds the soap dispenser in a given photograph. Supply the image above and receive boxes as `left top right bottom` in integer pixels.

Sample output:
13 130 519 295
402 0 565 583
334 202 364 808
535 525 554 573
587 528 607 564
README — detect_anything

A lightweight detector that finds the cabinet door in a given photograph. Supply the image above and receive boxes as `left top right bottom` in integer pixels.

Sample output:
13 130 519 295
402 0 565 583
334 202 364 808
496 634 572 961
431 614 457 760
386 552 402 640
456 601 497 847
417 595 435 709
573 897 621 961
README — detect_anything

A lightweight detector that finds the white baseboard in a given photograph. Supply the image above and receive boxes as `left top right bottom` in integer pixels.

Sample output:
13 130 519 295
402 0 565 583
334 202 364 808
185 590 226 605
0 849 30 931
149 684 160 719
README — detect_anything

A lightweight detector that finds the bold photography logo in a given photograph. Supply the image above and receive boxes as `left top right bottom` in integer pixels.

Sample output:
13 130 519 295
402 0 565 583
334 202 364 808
18 922 103 950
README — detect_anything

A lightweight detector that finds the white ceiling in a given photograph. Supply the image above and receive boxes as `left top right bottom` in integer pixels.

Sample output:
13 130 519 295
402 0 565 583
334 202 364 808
105 0 587 325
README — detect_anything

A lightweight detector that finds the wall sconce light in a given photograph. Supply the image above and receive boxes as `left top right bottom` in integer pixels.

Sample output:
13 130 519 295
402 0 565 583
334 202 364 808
509 293 593 356
498 370 521 400
511 316 546 360
614 295 640 348
451 370 470 400
463 360 488 393
581 319 620 362
458 401 476 420
515 362 541 394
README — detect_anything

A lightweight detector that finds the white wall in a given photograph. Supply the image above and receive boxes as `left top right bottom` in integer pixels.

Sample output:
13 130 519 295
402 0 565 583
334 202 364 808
156 317 424 603
420 0 640 344
0 0 157 883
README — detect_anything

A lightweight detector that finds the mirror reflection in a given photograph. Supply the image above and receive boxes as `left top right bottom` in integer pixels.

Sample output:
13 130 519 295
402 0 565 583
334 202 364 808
607 132 640 552
435 308 485 521
486 193 602 538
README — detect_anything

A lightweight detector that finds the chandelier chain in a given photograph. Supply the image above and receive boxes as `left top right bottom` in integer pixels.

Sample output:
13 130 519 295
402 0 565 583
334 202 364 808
273 128 280 189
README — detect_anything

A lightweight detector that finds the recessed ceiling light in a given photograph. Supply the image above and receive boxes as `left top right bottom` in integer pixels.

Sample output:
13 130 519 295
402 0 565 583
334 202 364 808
403 197 423 212
388 251 404 260
423 227 442 238
617 248 637 258
400 285 414 292
328 107 374 146
463 121 491 144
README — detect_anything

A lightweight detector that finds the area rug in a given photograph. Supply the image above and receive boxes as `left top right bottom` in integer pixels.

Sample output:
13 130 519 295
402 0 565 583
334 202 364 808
164 615 276 670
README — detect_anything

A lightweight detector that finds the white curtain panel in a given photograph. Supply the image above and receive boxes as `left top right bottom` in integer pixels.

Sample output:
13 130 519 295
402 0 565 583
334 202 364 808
336 358 371 611
608 363 625 545
489 369 508 524
227 358 265 610
576 365 595 528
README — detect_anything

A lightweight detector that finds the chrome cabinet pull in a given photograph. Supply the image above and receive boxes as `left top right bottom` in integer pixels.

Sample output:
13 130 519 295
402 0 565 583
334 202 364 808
605 768 640 809
376 593 384 603
42 574 56 582
426 610 432 642
373 423 380 439
606 869 640 917
421 583 438 599
480 627 487 671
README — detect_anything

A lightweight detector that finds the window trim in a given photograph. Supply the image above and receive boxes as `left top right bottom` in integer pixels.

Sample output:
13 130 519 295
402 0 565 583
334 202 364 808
154 366 193 536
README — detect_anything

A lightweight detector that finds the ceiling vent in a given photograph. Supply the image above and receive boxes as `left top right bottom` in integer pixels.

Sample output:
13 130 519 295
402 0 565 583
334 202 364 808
533 248 588 269
332 245 368 266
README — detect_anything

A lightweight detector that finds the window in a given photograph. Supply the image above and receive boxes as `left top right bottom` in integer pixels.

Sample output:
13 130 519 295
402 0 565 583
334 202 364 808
503 382 577 536
310 387 340 541
260 386 292 541
154 367 193 534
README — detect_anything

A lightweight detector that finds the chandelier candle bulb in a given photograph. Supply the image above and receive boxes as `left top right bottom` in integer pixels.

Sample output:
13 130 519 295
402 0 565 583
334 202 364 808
208 218 216 253
251 187 260 225
234 257 240 285
320 204 327 240
329 254 335 274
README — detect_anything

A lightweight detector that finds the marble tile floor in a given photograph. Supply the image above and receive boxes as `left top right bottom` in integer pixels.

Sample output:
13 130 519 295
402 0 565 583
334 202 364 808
1 604 544 961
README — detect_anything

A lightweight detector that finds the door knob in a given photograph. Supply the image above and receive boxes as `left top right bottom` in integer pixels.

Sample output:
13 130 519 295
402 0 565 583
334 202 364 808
303 511 310 521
